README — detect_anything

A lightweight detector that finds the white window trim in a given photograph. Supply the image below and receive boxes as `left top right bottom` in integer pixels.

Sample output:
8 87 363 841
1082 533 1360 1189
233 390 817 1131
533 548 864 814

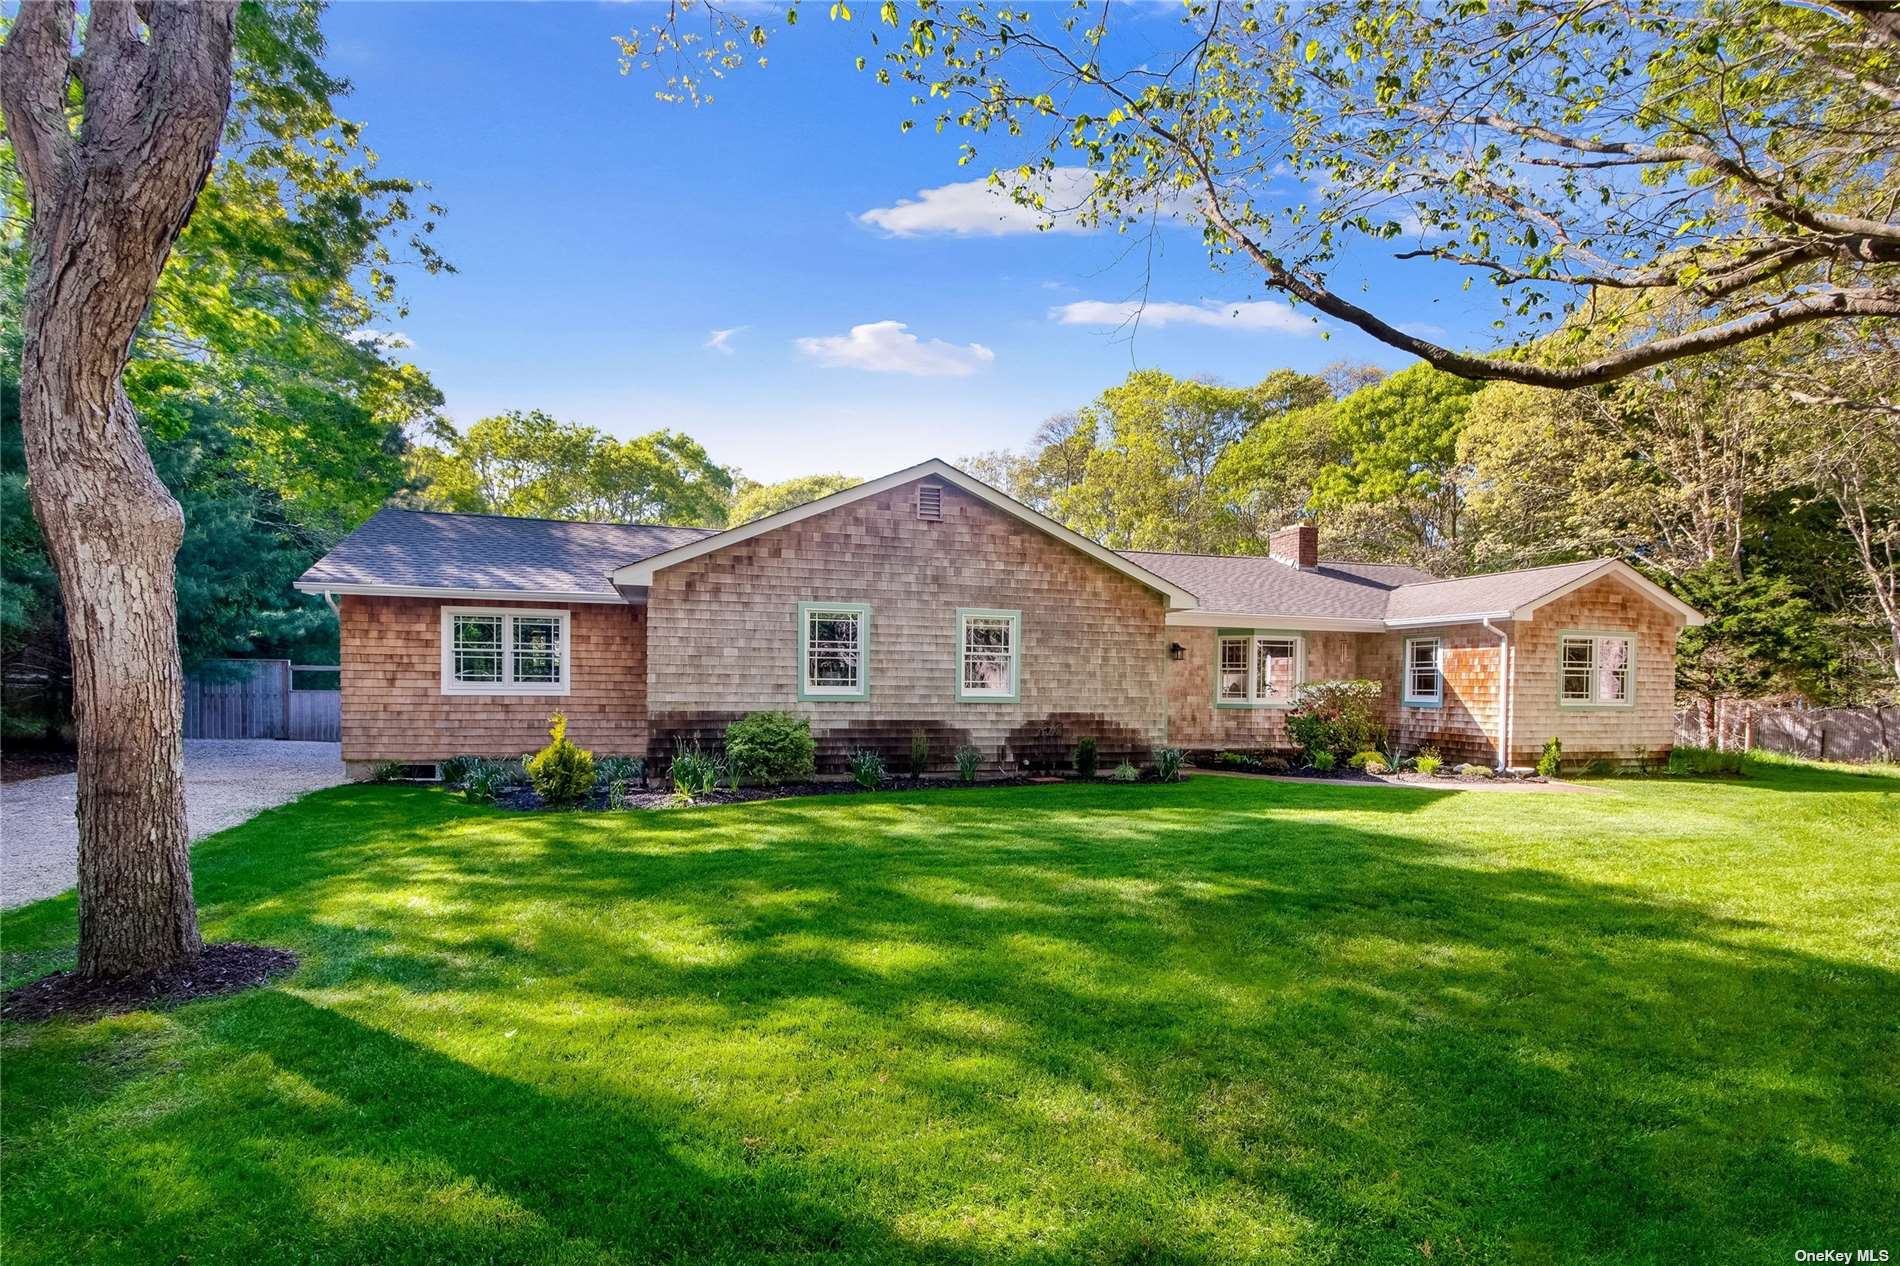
798 602 872 701
1214 631 1305 708
956 608 1021 702
1558 630 1636 709
1403 636 1444 707
440 606 571 696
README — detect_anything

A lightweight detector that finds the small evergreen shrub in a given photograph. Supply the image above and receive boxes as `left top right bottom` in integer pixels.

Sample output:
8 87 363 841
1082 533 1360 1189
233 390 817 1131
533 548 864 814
846 748 885 789
1155 747 1184 783
1074 737 1098 778
1311 750 1337 772
1216 750 1251 769
439 755 479 787
526 712 596 807
1110 761 1139 782
723 712 816 785
1257 755 1291 774
953 745 982 784
668 742 725 801
1536 736 1563 778
1456 762 1496 779
909 728 930 779
1414 752 1443 776
371 761 406 783
1347 750 1382 770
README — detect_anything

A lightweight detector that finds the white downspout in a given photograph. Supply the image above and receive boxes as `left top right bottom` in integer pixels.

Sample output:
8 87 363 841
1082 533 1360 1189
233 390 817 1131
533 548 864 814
1483 616 1511 772
321 590 340 615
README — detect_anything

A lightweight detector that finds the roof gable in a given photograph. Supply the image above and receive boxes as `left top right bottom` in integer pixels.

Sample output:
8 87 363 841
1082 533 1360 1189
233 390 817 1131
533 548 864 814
609 459 1202 609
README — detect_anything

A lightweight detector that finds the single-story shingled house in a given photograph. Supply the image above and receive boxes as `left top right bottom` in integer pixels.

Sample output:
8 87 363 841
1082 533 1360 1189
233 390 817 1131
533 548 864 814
296 459 1703 777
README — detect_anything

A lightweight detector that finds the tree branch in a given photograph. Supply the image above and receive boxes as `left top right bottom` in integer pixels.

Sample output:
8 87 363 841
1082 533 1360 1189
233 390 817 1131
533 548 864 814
0 0 79 205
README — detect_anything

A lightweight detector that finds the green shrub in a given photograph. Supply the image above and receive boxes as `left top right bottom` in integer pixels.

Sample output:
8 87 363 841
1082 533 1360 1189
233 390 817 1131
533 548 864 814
1110 761 1139 782
1347 750 1382 770
1456 762 1496 779
1286 680 1386 763
1414 753 1442 776
439 755 479 787
908 728 930 779
668 742 725 801
462 762 509 805
1536 736 1563 778
953 745 981 785
846 748 885 789
1074 737 1098 778
723 712 816 785
1258 754 1291 774
526 712 596 807
1311 750 1337 772
1668 745 1746 776
1216 750 1251 768
1155 747 1184 783
606 778 638 810
594 756 645 790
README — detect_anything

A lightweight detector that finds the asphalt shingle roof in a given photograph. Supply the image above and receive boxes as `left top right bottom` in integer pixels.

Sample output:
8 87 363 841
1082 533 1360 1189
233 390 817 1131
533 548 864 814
301 505 1623 625
1117 552 1435 621
298 507 719 597
1381 559 1610 623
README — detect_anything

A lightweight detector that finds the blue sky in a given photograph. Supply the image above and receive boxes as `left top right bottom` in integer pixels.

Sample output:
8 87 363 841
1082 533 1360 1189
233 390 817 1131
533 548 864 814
325 2 1491 482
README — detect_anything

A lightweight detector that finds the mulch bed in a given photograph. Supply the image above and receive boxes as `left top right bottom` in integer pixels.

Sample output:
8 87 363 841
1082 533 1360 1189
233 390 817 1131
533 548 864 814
1 750 77 783
1 943 299 1023
488 772 1189 812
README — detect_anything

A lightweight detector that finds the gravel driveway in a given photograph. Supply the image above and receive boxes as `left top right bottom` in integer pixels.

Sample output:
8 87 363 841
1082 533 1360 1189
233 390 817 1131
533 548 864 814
0 740 346 910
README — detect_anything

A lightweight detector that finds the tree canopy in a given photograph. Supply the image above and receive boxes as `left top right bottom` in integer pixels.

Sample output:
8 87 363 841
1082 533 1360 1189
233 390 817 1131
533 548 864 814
405 411 734 526
625 0 1899 386
729 473 864 524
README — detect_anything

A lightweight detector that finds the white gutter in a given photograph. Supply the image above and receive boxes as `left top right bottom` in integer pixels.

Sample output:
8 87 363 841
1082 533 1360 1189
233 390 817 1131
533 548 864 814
292 581 628 605
1483 616 1512 771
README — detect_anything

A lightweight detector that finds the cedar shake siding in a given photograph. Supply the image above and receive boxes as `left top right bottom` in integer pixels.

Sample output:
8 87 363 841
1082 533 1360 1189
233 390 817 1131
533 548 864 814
337 595 647 770
1508 575 1683 768
643 478 1171 771
1357 626 1505 765
1164 628 1358 750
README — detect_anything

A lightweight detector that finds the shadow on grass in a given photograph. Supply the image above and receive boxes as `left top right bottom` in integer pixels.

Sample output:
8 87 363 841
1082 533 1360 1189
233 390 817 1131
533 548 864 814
3 772 1896 1263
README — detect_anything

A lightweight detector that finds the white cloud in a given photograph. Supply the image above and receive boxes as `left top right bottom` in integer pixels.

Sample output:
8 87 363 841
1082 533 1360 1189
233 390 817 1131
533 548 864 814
1051 299 1320 336
794 321 995 377
345 328 413 349
1396 320 1448 340
858 166 1109 237
705 326 746 355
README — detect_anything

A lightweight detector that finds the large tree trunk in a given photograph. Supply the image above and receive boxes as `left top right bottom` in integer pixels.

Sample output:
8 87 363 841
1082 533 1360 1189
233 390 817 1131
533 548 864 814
2 1 238 976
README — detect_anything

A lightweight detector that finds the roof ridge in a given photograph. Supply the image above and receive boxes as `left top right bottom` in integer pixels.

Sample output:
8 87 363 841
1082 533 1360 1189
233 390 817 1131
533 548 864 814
375 505 724 533
1388 556 1614 590
1116 548 1420 568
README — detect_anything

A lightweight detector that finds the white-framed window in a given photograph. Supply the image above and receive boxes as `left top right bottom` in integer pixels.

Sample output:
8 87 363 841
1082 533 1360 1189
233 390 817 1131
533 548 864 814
1559 632 1634 707
1214 632 1303 706
440 607 570 695
956 608 1021 702
799 603 871 700
1404 637 1443 706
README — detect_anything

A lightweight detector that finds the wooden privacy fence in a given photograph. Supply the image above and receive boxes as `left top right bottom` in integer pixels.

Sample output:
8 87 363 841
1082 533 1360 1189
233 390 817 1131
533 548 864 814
184 659 340 742
1675 702 1900 763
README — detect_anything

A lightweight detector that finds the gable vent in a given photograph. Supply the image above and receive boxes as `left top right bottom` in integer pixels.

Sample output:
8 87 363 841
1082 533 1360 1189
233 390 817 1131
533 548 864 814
916 484 944 521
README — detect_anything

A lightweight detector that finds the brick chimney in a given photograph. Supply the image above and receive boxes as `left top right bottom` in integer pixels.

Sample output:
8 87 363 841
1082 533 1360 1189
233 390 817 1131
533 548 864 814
1269 523 1318 570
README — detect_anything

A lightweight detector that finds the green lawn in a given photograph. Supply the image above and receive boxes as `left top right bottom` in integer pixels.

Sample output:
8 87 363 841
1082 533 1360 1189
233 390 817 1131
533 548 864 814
3 762 1896 1265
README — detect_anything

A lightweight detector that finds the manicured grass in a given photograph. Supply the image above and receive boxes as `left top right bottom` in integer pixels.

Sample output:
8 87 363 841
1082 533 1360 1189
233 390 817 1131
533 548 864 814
3 762 1896 1264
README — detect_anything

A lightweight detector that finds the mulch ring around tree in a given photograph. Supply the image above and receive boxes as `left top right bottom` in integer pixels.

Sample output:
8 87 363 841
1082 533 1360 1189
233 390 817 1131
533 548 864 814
1 943 299 1023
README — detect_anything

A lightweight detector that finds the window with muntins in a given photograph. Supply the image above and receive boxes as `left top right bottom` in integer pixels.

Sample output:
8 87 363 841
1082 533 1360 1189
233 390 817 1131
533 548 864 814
1560 633 1634 706
801 605 869 699
1404 637 1443 705
957 609 1020 700
1215 633 1303 705
442 608 569 695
